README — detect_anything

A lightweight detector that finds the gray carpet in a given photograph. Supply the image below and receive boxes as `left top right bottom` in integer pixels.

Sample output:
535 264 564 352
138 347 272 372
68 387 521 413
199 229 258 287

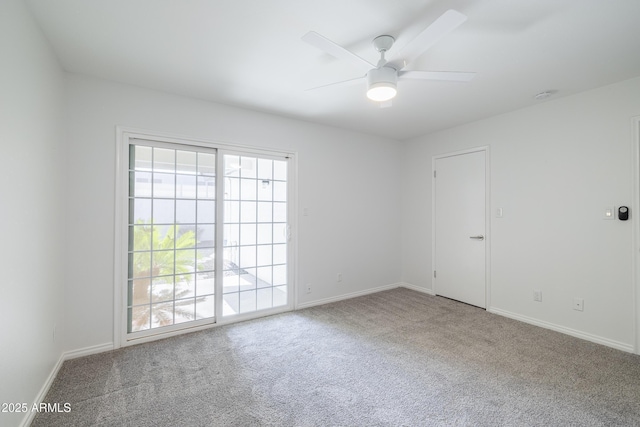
33 288 640 426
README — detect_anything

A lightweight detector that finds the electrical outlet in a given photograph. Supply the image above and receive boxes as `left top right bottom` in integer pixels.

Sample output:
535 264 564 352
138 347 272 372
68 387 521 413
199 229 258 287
337 273 342 282
306 284 312 294
573 297 584 311
533 290 542 302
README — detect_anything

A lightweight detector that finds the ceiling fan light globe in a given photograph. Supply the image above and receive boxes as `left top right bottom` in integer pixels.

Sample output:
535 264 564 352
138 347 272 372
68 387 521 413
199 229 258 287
366 66 398 102
367 84 397 102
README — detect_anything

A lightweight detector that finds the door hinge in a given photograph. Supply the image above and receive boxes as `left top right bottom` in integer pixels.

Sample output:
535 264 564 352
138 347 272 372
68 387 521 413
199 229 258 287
433 170 436 178
434 270 436 278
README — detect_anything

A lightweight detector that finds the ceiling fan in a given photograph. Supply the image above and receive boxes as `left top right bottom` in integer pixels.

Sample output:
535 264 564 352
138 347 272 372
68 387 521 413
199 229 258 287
302 9 475 106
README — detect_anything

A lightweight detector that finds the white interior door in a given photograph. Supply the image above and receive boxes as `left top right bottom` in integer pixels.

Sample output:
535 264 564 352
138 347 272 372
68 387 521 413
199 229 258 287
434 150 486 308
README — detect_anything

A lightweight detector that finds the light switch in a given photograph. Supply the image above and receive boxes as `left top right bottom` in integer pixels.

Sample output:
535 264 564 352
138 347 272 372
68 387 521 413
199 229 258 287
604 207 614 220
496 207 503 218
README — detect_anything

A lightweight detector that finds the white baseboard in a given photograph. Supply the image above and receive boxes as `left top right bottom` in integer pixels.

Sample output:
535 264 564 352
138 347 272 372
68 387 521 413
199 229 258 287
19 354 65 427
296 283 401 310
63 342 114 360
398 282 435 295
489 307 634 353
19 342 114 427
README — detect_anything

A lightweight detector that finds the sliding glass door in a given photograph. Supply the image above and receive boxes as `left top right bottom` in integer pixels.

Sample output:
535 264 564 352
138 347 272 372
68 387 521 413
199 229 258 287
222 154 288 316
121 135 293 343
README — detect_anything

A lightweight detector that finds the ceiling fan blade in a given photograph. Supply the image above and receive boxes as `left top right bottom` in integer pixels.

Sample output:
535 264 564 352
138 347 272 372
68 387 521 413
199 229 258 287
305 76 365 92
389 9 468 70
399 70 476 82
302 31 374 74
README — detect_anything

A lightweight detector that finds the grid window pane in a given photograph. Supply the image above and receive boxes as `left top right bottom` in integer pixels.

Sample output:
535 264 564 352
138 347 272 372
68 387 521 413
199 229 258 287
153 173 175 198
130 279 150 306
273 202 287 223
197 200 216 224
257 158 273 180
226 178 240 200
273 181 287 202
257 245 272 266
176 150 196 174
130 198 152 224
273 244 287 265
273 223 287 244
197 248 215 272
129 225 151 252
240 157 257 178
273 160 287 181
257 202 273 223
198 176 216 199
153 199 175 224
240 224 257 245
150 302 175 328
197 224 215 248
174 298 195 324
176 200 196 224
152 277 174 303
196 273 215 296
257 181 272 201
223 293 239 316
240 245 257 268
240 201 257 223
130 306 151 332
154 148 175 173
239 290 257 313
241 178 257 200
241 268 257 291
198 153 216 176
257 224 272 245
130 171 152 197
196 295 215 320
273 285 287 307
131 145 152 171
257 288 273 310
176 174 197 199
152 225 175 250
130 252 151 279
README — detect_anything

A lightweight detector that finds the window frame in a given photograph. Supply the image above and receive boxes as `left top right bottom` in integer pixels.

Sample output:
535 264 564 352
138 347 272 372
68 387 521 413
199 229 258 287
115 127 297 348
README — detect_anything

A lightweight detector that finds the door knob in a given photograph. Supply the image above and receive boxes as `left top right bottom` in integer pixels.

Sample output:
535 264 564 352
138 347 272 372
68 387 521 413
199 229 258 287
469 235 484 240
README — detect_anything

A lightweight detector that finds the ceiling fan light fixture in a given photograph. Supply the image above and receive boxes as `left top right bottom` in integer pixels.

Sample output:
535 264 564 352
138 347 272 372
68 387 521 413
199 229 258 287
366 66 398 102
367 83 397 102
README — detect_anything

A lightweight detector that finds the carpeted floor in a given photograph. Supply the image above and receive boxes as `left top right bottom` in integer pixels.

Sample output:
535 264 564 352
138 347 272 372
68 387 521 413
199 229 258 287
33 288 640 426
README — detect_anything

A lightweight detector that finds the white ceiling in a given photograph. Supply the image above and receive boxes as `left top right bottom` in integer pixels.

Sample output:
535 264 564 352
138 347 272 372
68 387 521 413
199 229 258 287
26 0 640 140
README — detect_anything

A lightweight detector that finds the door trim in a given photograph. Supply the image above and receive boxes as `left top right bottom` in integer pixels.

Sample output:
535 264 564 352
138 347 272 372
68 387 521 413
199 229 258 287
432 146 491 308
632 116 640 354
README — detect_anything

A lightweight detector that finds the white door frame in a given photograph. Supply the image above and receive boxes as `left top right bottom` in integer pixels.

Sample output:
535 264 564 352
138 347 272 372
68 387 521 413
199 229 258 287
632 116 640 354
432 146 491 308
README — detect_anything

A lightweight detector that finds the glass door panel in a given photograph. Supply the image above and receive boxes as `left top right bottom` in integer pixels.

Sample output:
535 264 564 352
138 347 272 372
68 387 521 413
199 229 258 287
127 144 216 333
222 154 288 316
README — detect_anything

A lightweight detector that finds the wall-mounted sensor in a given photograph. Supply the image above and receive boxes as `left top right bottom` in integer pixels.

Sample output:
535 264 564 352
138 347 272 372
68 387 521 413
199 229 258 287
618 206 629 221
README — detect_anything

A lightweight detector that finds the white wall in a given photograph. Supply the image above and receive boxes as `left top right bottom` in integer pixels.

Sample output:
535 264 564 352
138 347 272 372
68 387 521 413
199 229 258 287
401 76 640 350
64 74 402 351
0 0 66 425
